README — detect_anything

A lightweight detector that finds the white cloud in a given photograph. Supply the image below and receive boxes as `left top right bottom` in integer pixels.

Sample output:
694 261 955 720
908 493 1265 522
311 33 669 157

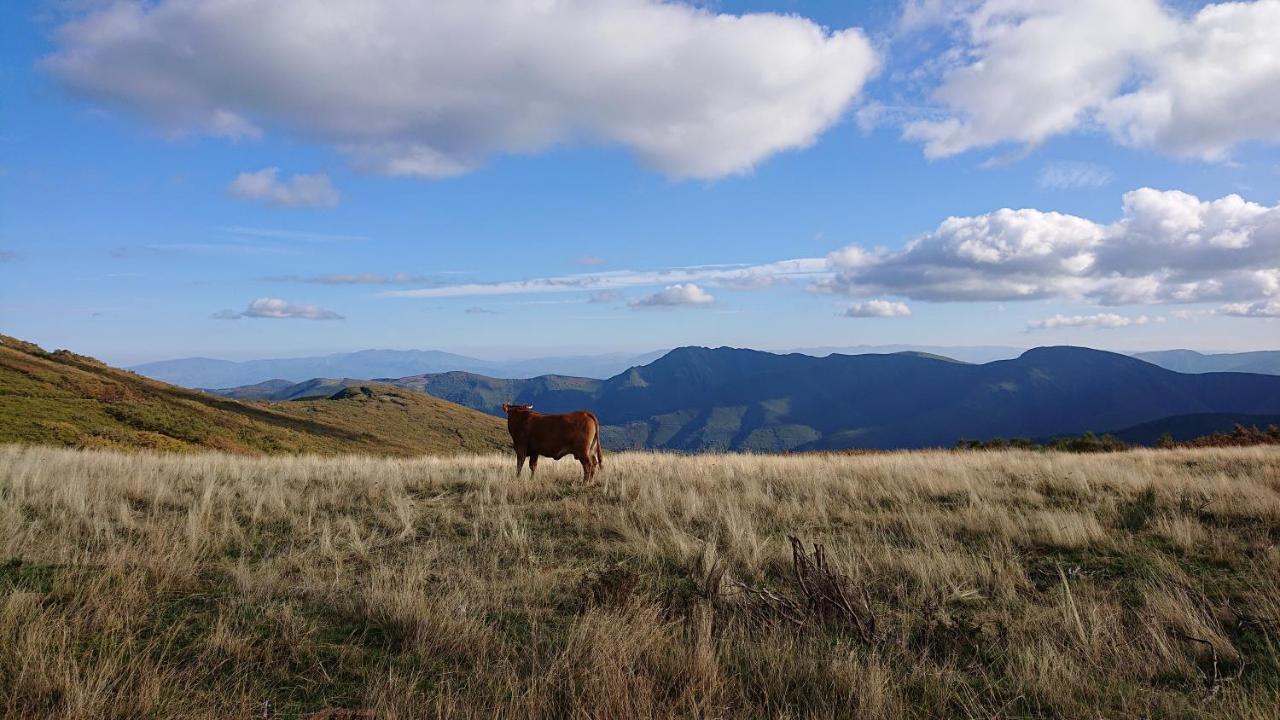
587 290 624 304
903 0 1280 160
1219 299 1280 318
383 258 828 298
1037 161 1113 190
228 168 339 208
825 188 1280 314
843 300 911 318
576 255 607 266
46 0 878 180
629 283 715 308
214 297 343 320
1026 313 1153 330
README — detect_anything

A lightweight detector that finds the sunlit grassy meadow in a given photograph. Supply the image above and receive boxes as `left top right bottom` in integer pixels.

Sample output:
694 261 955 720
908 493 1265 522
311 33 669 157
2 445 1278 718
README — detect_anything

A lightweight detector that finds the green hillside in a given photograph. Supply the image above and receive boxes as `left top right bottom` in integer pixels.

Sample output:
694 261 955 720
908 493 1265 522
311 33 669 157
0 335 509 456
388 370 603 415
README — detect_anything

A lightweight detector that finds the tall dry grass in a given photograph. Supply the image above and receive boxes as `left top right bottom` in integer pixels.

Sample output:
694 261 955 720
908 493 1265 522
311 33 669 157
2 445 1278 718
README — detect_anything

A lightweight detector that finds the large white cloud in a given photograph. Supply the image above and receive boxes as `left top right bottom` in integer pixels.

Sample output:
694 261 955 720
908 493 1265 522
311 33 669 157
45 0 877 180
904 0 1280 159
825 188 1280 312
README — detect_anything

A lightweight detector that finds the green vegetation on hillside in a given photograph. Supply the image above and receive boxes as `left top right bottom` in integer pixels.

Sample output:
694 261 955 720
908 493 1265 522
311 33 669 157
0 335 508 455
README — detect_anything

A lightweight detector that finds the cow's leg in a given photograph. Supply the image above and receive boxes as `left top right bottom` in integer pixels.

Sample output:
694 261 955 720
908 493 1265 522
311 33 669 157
515 448 527 478
577 450 595 486
528 454 538 479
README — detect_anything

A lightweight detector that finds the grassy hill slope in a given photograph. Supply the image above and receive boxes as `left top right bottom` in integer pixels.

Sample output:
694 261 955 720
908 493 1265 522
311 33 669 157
0 335 508 456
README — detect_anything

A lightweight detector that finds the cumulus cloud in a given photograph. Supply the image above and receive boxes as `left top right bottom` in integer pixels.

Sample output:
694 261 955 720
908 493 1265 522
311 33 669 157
213 297 343 320
904 0 1280 160
46 0 877 180
228 168 339 208
1026 313 1154 330
1037 161 1113 190
629 283 715 308
384 258 828 298
825 188 1280 314
843 300 911 318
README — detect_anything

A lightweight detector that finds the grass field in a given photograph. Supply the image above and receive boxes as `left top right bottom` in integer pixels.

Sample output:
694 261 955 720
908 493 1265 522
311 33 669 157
2 445 1279 718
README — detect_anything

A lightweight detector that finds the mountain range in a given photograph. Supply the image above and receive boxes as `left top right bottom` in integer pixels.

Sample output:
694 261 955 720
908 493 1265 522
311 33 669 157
209 346 1280 452
132 345 1280 390
1131 349 1280 375
129 349 668 387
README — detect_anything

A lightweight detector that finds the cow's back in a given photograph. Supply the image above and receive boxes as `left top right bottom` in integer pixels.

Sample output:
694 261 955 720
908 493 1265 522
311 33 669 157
525 411 597 458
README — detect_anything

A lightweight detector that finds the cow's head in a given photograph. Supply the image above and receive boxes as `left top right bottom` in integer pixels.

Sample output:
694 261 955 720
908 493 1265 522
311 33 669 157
501 403 534 415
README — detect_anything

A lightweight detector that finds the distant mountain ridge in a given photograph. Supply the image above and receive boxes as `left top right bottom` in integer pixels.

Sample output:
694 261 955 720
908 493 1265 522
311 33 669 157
209 345 1280 452
785 344 1023 364
136 345 1280 390
132 348 667 387
1132 349 1280 375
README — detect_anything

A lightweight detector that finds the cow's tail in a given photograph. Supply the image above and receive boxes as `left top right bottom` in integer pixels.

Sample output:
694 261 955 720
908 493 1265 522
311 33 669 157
590 412 603 467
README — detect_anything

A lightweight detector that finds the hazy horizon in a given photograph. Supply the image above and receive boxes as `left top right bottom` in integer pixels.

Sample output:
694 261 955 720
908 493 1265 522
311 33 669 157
95 341 1276 372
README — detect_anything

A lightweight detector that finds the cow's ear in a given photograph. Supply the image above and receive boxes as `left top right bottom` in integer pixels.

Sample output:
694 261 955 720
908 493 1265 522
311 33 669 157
501 403 509 413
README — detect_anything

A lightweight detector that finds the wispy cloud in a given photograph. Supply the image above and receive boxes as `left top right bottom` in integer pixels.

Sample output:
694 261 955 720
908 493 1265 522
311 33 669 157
464 306 499 315
382 258 828 299
1037 161 1113 190
588 290 624 304
576 255 607 266
216 226 369 243
228 167 340 208
0 250 18 262
1026 313 1156 331
149 242 290 256
267 273 436 285
213 297 344 320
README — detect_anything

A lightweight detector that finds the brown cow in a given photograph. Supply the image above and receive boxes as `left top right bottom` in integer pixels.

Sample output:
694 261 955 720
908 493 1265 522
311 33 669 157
501 403 603 484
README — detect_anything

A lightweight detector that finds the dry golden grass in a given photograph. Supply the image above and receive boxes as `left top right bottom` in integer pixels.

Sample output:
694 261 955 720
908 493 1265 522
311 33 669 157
2 444 1279 718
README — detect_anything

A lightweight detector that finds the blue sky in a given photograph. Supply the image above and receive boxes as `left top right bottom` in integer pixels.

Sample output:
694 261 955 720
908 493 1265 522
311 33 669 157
2 0 1278 365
